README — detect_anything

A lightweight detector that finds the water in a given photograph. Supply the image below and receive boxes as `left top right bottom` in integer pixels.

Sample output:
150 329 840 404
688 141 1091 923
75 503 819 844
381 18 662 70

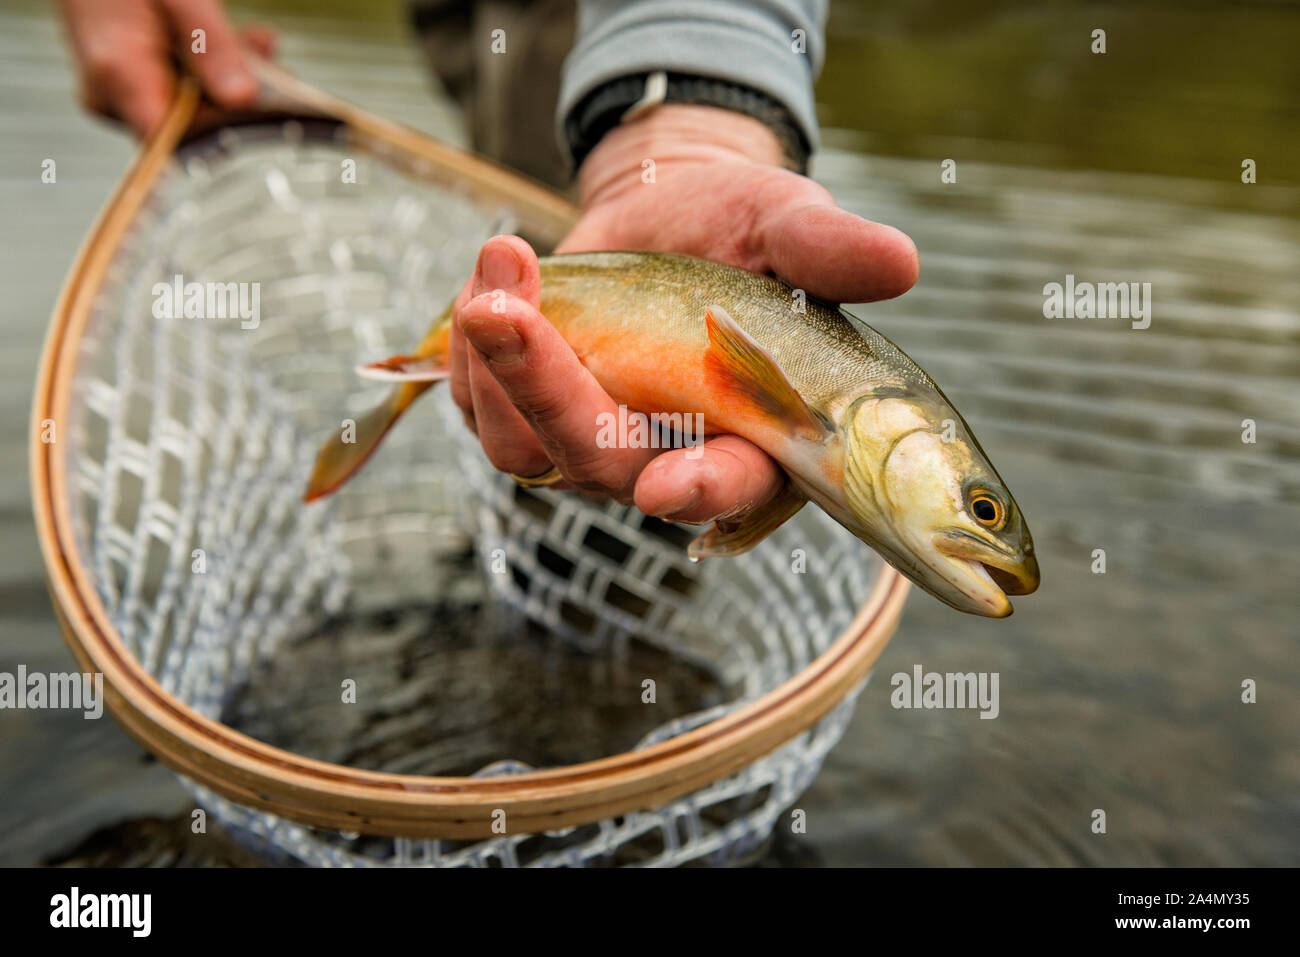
2 0 1297 866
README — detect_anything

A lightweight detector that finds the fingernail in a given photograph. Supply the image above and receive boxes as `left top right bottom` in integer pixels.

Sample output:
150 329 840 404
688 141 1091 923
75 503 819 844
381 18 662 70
480 243 522 292
655 487 702 521
461 318 523 365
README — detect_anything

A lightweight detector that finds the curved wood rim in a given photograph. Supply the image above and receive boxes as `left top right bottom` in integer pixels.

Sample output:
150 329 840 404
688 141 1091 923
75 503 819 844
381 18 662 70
251 59 578 243
29 69 909 840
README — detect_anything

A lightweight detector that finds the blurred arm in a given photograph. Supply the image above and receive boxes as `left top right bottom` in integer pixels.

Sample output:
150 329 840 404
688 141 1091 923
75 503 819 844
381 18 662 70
557 0 828 170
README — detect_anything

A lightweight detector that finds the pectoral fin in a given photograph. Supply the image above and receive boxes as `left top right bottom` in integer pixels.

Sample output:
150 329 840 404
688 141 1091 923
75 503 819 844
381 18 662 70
356 303 454 382
688 482 807 560
356 354 449 382
703 305 832 440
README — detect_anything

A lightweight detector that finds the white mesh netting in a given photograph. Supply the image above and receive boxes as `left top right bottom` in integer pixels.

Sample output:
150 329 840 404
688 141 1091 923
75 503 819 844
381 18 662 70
60 119 886 866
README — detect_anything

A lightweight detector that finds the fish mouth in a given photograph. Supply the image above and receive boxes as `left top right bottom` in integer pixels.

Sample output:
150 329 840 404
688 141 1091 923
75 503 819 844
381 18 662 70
932 530 1040 617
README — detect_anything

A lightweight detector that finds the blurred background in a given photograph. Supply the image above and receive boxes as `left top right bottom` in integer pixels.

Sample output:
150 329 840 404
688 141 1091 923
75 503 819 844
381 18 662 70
1 0 1297 865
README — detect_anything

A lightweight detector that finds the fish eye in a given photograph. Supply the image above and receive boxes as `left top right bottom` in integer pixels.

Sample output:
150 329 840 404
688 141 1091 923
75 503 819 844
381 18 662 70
968 490 1005 529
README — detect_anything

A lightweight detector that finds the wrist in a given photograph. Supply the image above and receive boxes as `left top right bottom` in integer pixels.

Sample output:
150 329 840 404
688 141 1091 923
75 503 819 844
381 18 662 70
576 104 788 208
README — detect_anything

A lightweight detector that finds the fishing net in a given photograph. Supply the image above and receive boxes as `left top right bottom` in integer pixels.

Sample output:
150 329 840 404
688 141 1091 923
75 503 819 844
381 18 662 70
43 102 902 866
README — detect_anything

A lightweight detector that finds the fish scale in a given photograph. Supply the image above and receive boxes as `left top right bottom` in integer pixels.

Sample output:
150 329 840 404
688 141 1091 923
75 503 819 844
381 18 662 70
537 252 935 414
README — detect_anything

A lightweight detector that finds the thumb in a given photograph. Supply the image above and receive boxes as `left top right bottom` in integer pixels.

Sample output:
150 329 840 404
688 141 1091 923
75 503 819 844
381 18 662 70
470 235 542 309
759 202 919 303
165 0 258 107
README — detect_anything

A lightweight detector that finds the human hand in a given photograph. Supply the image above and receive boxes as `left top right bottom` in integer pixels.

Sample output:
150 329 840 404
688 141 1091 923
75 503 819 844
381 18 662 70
56 0 276 138
451 105 919 528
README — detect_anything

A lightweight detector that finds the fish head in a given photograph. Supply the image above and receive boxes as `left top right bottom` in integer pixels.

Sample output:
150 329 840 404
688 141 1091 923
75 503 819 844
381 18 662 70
839 392 1039 617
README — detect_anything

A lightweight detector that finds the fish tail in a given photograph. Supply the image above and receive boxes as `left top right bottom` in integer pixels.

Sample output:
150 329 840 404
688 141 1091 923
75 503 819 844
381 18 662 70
304 305 456 502
302 379 437 503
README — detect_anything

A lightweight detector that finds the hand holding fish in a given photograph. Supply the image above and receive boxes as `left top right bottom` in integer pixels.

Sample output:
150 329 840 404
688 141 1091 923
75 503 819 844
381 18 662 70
308 105 1040 616
451 104 921 526
452 235 778 522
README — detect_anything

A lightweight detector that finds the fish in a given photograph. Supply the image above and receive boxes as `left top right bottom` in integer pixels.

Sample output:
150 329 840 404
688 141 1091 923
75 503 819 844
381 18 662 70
305 251 1039 617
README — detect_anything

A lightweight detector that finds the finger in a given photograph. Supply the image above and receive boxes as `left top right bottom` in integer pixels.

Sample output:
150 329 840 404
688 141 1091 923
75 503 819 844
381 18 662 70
56 0 169 135
465 347 554 478
83 52 175 138
471 234 541 309
633 436 784 523
463 239 551 474
164 0 258 107
449 234 541 434
457 241 657 496
757 201 919 303
238 23 278 59
184 24 280 129
447 278 476 430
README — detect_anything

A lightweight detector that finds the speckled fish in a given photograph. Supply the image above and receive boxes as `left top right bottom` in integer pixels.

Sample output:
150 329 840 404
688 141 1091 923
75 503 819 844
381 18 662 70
305 252 1039 617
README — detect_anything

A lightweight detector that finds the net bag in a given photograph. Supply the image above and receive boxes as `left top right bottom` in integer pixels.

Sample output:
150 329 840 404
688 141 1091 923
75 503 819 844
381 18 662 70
30 66 908 867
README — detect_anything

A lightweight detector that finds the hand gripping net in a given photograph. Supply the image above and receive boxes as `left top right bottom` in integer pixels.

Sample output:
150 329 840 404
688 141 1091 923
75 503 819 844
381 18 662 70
42 100 903 866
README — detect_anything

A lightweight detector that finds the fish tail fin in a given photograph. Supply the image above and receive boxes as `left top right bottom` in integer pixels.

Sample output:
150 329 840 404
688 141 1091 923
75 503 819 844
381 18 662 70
304 306 454 502
302 379 435 503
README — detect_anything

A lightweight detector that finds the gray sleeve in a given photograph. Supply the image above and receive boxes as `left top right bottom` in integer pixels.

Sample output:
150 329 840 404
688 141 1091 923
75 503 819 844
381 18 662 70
557 0 828 163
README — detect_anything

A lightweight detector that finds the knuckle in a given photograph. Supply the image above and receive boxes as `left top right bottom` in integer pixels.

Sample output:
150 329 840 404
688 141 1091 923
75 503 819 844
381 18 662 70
77 83 107 114
564 470 608 493
518 386 572 424
82 57 119 88
481 445 518 474
450 379 474 414
80 42 124 85
559 450 636 499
